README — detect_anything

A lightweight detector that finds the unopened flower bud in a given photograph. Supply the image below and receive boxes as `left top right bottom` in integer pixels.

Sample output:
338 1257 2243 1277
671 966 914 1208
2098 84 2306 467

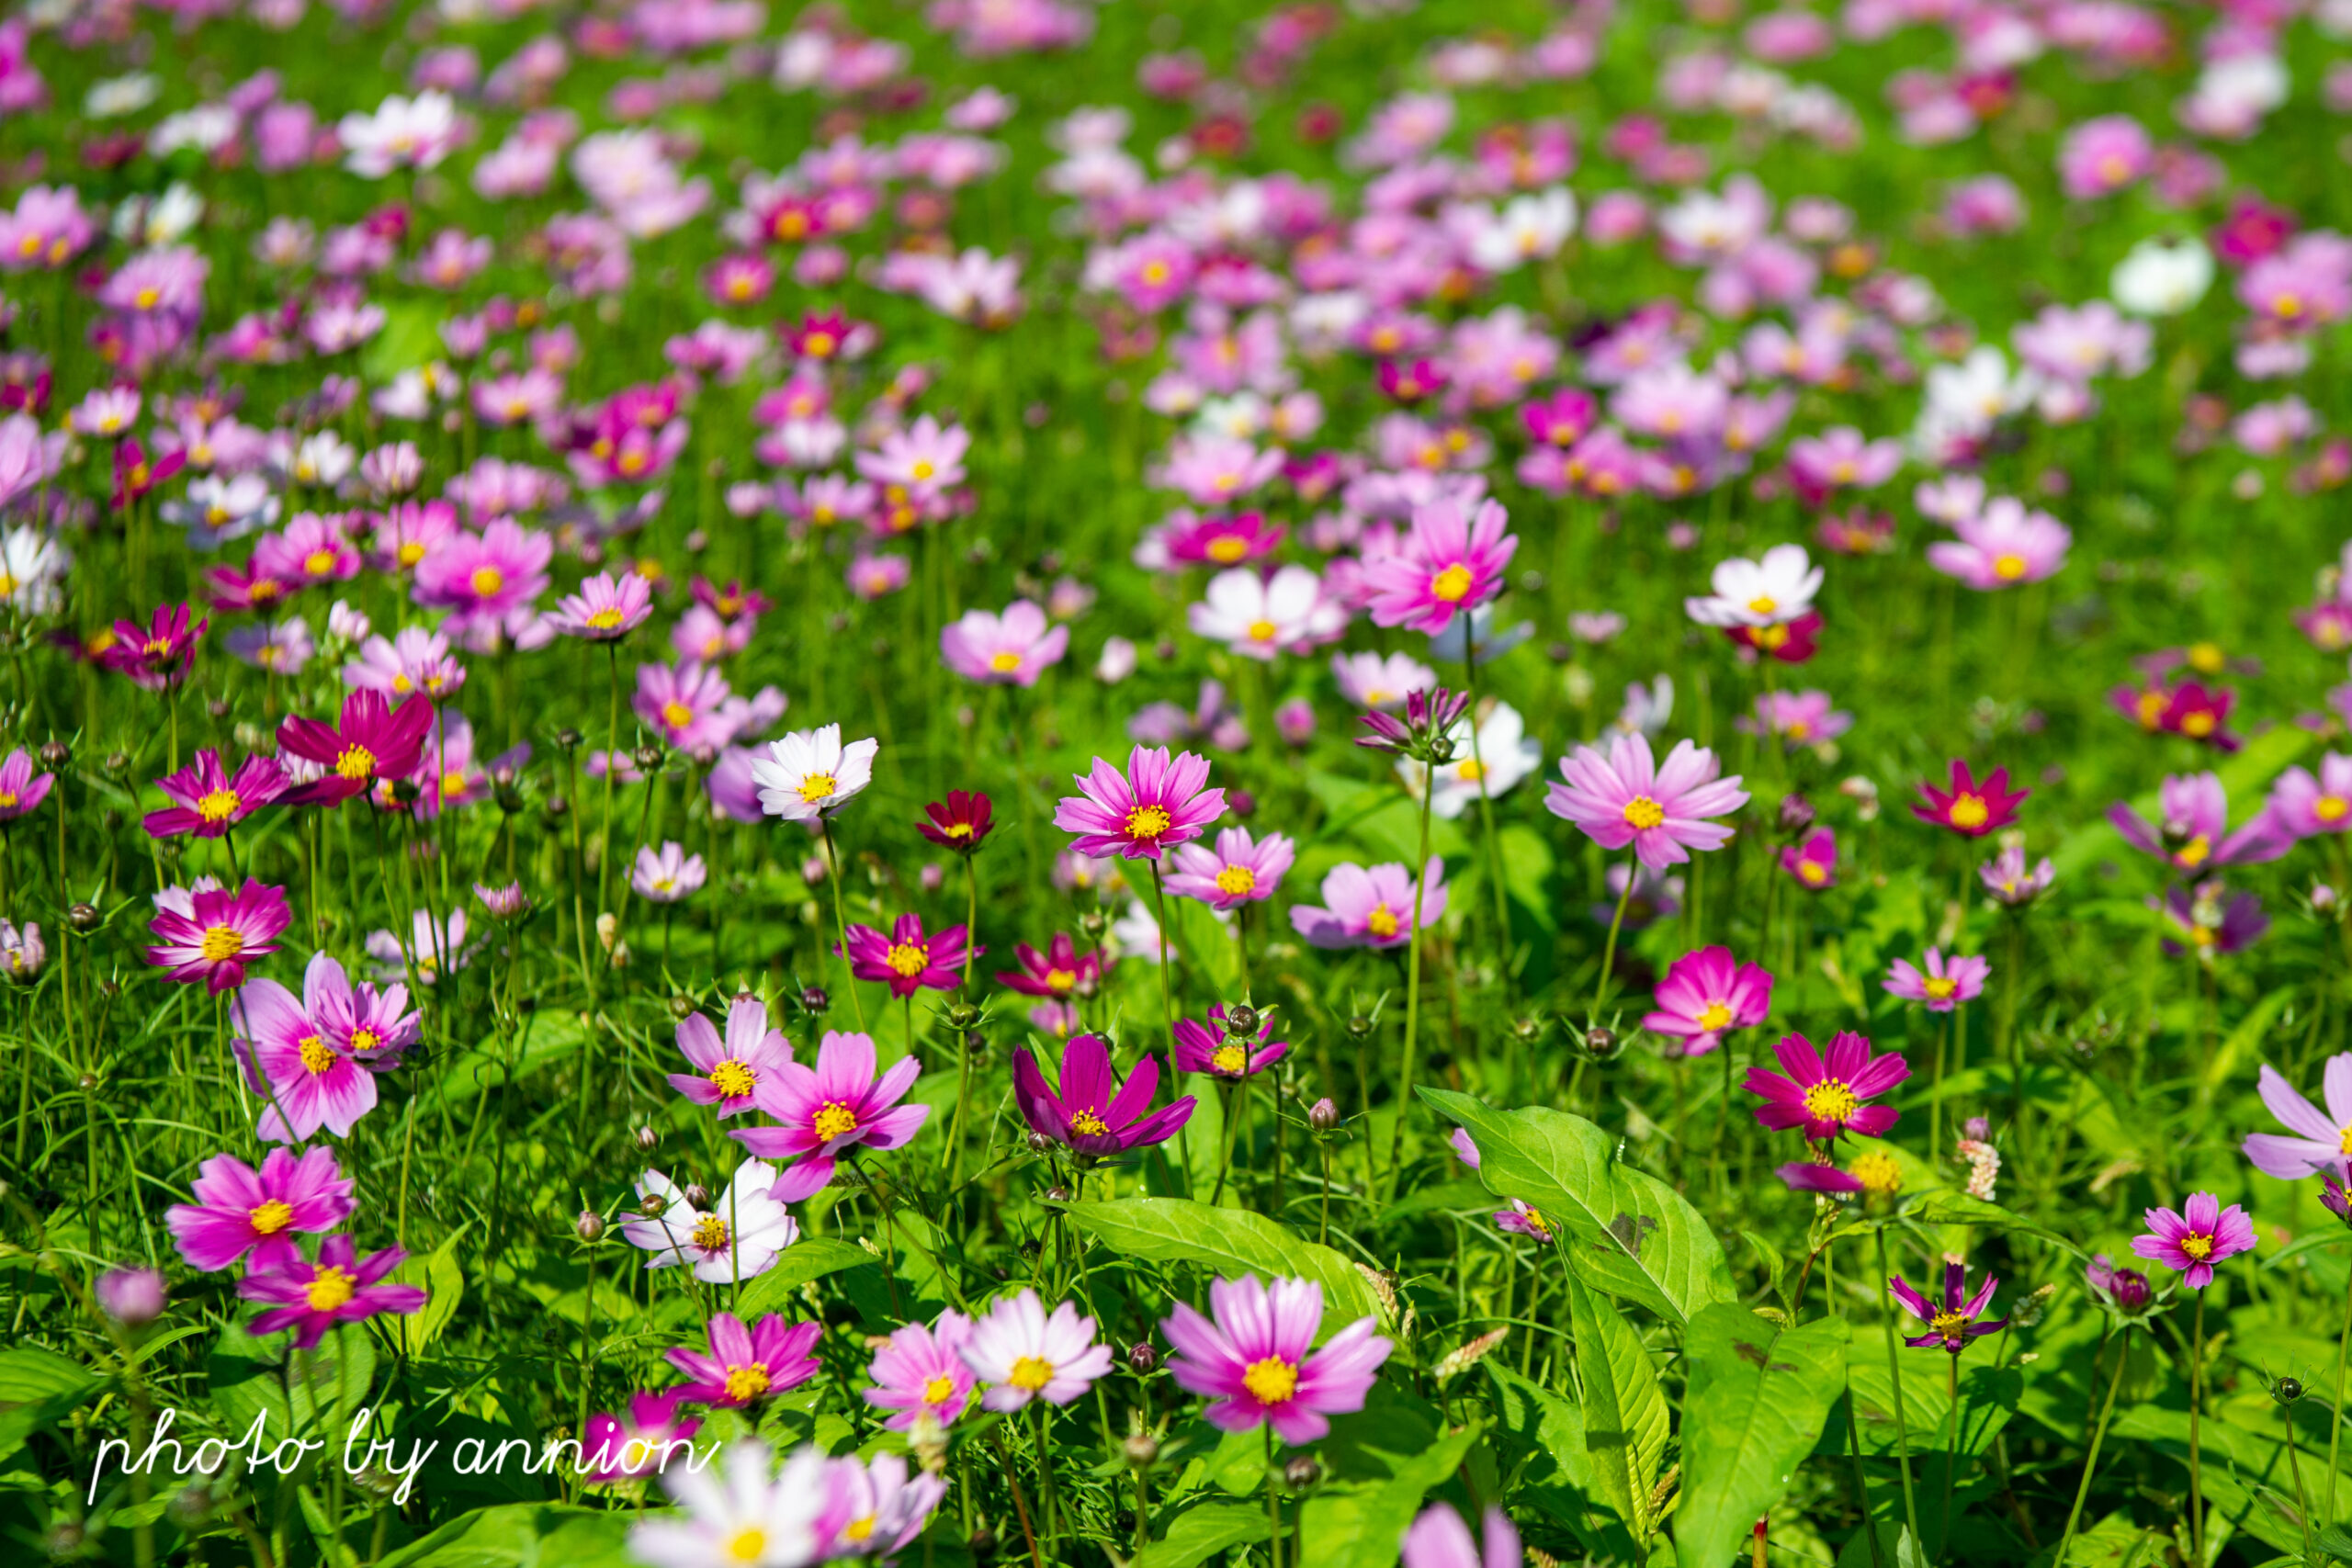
1078 909 1109 939
682 1183 710 1209
544 795 571 820
799 985 829 1013
2316 882 2341 915
1583 1026 1618 1059
1124 1431 1159 1468
1308 1098 1340 1132
96 1266 166 1327
668 994 696 1020
575 1210 605 1242
1283 1455 1322 1490
634 1124 659 1151
68 903 98 932
38 740 67 769
495 784 524 815
633 743 663 771
944 1001 981 1031
1025 1130 1056 1155
1127 1340 1159 1374
1511 1017 1544 1043
1777 793 1815 833
1223 1004 1260 1037
1344 1014 1374 1039
1043 1184 1070 1204
555 728 582 752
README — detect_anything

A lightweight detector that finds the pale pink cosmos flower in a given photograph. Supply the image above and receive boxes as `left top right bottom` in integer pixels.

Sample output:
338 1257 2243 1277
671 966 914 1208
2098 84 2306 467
961 1289 1114 1411
1331 650 1439 711
1925 497 2071 590
1885 948 1989 1012
1683 543 1822 628
1289 859 1447 949
864 1310 976 1431
1546 733 1747 872
729 1030 929 1201
1164 828 1295 910
2057 114 2154 198
1363 496 1517 634
2244 1054 2352 1179
939 600 1069 687
668 995 792 1118
1162 1276 1394 1445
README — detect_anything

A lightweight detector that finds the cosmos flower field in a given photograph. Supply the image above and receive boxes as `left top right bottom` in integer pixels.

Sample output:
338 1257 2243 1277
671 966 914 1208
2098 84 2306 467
10 0 2352 1565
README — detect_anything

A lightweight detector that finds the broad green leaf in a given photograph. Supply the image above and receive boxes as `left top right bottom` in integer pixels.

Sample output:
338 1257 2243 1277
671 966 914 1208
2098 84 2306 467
1419 1089 1736 1325
1060 1198 1379 1334
390 1222 470 1354
737 1236 885 1317
1566 1271 1669 1540
1295 1421 1480 1568
287 1323 378 1438
2110 1404 2306 1558
0 1346 96 1404
1132 1499 1270 1568
1838 1361 2018 1459
374 1501 639 1568
1166 895 1239 994
1484 1362 1642 1562
1676 1303 1849 1568
208 1317 294 1446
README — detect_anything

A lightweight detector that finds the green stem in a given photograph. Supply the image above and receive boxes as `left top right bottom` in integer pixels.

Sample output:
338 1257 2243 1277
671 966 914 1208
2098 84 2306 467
1592 859 1635 1019
2188 1292 2206 1567
2329 1262 2352 1525
1385 783 1436 1199
820 817 867 1029
1875 1228 1923 1553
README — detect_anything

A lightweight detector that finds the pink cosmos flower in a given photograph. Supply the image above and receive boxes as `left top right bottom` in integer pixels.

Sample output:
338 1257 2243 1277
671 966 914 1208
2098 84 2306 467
1054 745 1227 861
1187 566 1346 660
1885 948 1989 1012
1011 1033 1194 1156
344 626 464 700
147 878 291 993
1913 760 2028 838
730 1030 930 1200
1171 1005 1290 1080
631 842 707 903
234 950 418 1142
960 1289 1114 1411
864 1309 976 1430
1738 690 1851 750
0 749 50 824
143 750 285 839
634 660 739 753
410 517 553 628
2109 773 2287 874
1781 829 1838 890
1164 828 1295 910
2058 114 2154 198
1643 946 1772 1056
666 1312 822 1407
1745 1030 1907 1143
100 602 208 692
582 1392 702 1483
2131 1192 2255 1290
1162 1276 1394 1445
1546 733 1747 872
549 570 654 640
1363 496 1518 634
1926 498 2071 590
239 1235 427 1349
1888 1261 2005 1353
843 914 975 998
1288 859 1447 950
668 996 793 1118
1330 650 1439 712
2242 1055 2352 1179
1401 1503 1521 1568
165 1145 355 1273
2266 753 2352 840
939 600 1069 686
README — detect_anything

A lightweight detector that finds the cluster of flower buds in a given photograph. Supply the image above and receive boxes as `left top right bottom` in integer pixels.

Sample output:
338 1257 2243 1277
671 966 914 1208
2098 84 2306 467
1355 686 1470 764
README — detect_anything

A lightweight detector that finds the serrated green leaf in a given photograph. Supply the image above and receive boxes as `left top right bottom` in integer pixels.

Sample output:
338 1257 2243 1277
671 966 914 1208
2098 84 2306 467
736 1236 886 1317
1566 1271 1669 1539
1059 1198 1378 1336
1419 1088 1736 1325
1676 1304 1849 1568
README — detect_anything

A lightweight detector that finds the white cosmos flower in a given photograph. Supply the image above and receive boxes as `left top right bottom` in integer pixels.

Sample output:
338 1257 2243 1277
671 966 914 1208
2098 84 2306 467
751 722 878 821
0 526 70 615
1682 543 1823 629
630 1439 829 1568
1465 187 1578 273
618 1161 798 1284
1400 700 1542 819
338 91 461 178
1185 566 1344 660
2111 237 2215 318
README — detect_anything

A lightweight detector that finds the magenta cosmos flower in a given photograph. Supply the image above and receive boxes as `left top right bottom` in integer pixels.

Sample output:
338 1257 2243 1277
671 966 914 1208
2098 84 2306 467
864 1309 976 1430
1172 1005 1290 1079
277 690 434 807
996 932 1108 999
1054 745 1227 861
1885 949 1989 1013
582 1392 702 1483
730 1029 930 1200
1163 1276 1394 1445
668 995 794 1118
1888 1261 2005 1354
1288 859 1447 950
1012 1033 1194 1157
1163 827 1295 910
99 602 207 692
233 950 419 1142
2109 773 2285 874
1781 828 1838 890
1546 733 1747 872
2132 1192 2255 1290
548 569 654 641
238 1234 426 1349
1913 760 2028 838
960 1289 1114 1411
165 1145 355 1272
939 599 1069 687
2242 1055 2352 1179
843 914 975 998
1363 496 1518 634
144 750 287 839
666 1312 822 1407
1643 946 1772 1056
147 879 291 992
1745 1031 1907 1143
0 748 51 820
1402 1504 1521 1568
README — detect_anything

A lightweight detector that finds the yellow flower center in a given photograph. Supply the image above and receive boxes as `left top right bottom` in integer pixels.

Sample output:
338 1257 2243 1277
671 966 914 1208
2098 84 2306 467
910 460 935 481
725 1529 767 1564
1802 1079 1860 1123
710 1060 756 1098
586 606 625 630
305 1266 357 1312
1366 905 1399 938
1430 563 1473 602
843 1516 875 1543
2181 711 2216 738
1247 618 1278 643
1213 1043 1248 1074
199 926 245 964
1206 536 1249 563
303 548 338 577
2177 836 2211 866
887 942 929 978
134 287 160 310
1697 1001 1733 1032
989 650 1023 672
1069 1109 1111 1137
1046 968 1077 992
249 1200 295 1234
1125 805 1172 841
469 566 504 598
1923 976 1959 1000
661 700 694 731
197 788 242 823
1851 1151 1903 1194
299 1035 337 1075
923 1374 956 1404
1008 1355 1056 1390
2321 797 2349 824
335 744 376 782
797 773 838 805
1457 758 1485 784
944 822 974 840
1928 1308 1966 1338
2188 641 2224 673
1241 1358 1298 1404
2179 1234 2213 1261
2339 1123 2352 1156
1215 865 1256 897
398 541 426 568
813 1102 859 1141
1947 793 1987 829
724 1362 771 1401
351 1029 380 1054
1799 861 1826 885
1623 795 1666 829
690 1215 730 1250
1992 553 2028 581
1747 594 1778 615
